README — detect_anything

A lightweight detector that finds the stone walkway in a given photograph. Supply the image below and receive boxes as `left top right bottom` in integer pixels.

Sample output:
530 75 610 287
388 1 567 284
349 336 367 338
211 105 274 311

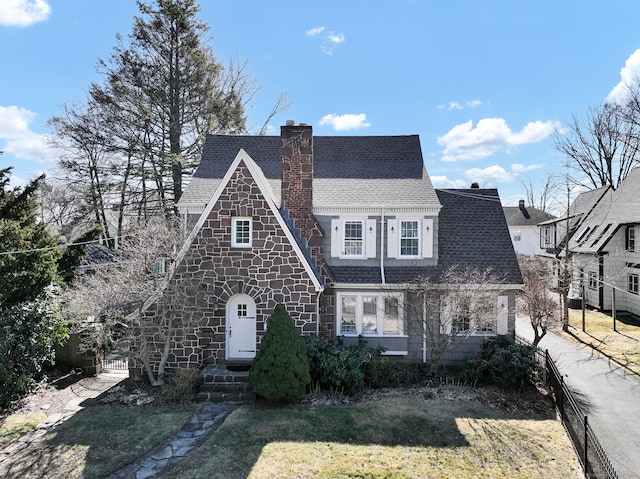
106 403 236 479
1 370 238 479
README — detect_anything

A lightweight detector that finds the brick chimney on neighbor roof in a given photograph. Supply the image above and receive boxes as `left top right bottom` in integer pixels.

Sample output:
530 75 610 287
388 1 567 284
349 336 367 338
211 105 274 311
281 121 314 239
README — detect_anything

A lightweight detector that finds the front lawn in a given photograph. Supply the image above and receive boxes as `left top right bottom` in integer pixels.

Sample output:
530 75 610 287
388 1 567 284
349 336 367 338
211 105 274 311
0 403 198 478
560 308 640 376
165 387 582 479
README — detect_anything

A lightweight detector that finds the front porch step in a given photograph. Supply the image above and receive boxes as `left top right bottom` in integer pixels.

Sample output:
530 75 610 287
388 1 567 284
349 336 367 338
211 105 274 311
196 365 256 403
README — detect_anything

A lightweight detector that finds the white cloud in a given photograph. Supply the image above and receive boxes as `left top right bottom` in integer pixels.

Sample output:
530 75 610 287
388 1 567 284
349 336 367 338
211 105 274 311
319 113 370 131
430 175 469 189
465 165 515 185
511 163 544 174
307 25 345 55
0 0 51 27
437 117 560 162
607 49 640 104
327 32 345 44
0 105 52 163
306 26 325 36
436 99 482 111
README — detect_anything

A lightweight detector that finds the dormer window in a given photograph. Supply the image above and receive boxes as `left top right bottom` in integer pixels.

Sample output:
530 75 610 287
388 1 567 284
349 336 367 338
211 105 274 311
330 218 377 258
232 217 252 248
400 221 420 256
344 221 364 256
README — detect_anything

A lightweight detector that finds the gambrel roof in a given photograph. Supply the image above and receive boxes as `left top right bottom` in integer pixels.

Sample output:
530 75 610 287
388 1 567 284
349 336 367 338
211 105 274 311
179 134 440 212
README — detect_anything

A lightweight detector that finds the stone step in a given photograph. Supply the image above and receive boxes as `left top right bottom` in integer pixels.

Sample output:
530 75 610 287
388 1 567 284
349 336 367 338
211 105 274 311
196 390 256 403
199 381 253 393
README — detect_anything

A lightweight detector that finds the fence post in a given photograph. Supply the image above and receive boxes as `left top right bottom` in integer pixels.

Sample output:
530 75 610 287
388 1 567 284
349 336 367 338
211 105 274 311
583 415 589 478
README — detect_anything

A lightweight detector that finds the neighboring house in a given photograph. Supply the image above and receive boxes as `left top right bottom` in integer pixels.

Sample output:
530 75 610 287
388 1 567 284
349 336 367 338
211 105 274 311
564 168 640 315
139 122 522 372
536 186 610 290
503 200 555 256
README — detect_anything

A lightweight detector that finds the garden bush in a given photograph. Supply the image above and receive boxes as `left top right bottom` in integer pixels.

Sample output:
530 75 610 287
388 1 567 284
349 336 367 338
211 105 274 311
248 304 310 403
460 336 542 390
304 335 397 395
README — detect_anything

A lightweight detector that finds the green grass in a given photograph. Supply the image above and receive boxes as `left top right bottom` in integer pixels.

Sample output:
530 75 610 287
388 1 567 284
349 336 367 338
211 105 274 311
164 393 582 479
0 411 47 449
0 403 198 478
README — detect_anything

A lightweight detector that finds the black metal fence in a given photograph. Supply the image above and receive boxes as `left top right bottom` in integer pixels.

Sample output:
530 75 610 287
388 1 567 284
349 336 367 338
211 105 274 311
516 335 618 479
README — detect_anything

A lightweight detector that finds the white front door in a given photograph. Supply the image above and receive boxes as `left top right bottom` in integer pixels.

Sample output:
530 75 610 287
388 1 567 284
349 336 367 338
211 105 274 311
226 294 257 360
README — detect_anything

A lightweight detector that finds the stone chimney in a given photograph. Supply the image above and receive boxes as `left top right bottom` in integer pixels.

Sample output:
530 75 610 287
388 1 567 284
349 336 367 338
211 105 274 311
281 121 314 239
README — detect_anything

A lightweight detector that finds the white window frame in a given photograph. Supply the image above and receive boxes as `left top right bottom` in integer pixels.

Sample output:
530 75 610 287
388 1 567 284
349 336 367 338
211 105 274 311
399 220 420 257
232 217 252 248
387 217 433 259
331 218 377 259
588 271 597 290
440 295 503 337
541 225 555 249
627 226 636 252
337 292 404 337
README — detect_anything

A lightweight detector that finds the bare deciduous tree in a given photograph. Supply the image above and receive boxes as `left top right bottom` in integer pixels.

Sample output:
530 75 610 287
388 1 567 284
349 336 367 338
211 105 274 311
517 256 560 346
404 266 503 374
555 102 640 190
62 217 187 385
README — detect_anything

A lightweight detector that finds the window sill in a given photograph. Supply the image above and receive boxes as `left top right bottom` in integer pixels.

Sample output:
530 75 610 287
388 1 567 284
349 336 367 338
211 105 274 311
339 333 409 338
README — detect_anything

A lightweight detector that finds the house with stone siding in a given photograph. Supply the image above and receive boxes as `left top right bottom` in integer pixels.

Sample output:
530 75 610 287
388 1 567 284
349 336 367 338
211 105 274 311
140 122 522 375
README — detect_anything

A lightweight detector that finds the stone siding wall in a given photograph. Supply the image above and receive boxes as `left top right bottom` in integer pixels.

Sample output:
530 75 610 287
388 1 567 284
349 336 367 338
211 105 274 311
142 161 323 371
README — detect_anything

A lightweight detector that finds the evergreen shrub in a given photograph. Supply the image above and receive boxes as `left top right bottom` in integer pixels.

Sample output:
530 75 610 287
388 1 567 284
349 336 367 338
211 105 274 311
460 336 542 390
248 304 310 403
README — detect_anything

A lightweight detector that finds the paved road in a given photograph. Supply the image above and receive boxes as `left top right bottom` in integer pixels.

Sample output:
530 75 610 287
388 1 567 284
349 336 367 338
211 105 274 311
516 317 640 479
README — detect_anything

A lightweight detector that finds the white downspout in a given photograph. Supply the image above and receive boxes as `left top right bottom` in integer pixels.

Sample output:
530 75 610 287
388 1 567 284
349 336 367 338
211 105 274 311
380 207 386 285
316 290 322 336
422 298 427 364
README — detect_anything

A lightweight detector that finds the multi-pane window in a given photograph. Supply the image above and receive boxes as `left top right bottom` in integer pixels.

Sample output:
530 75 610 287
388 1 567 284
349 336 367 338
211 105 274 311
627 226 635 252
400 221 420 256
513 230 521 242
338 293 403 336
629 274 639 295
453 299 472 333
232 218 252 247
588 271 597 290
237 304 248 317
344 221 364 256
362 297 378 334
541 225 555 249
383 297 400 334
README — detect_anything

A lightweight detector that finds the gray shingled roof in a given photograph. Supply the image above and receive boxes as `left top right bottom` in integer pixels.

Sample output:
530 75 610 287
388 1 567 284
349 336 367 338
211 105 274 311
571 167 640 253
331 189 523 285
503 205 555 226
178 134 440 210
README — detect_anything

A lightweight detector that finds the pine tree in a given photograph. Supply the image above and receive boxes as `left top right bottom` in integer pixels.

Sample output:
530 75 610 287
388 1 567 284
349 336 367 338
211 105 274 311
0 168 67 408
248 304 310 403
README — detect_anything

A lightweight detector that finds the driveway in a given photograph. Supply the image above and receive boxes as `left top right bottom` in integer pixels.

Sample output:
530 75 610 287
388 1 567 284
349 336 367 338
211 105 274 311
516 317 640 479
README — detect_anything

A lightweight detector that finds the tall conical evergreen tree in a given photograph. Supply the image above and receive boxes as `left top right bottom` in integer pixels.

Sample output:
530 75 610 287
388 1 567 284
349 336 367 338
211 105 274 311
0 169 60 307
249 304 310 403
0 168 67 408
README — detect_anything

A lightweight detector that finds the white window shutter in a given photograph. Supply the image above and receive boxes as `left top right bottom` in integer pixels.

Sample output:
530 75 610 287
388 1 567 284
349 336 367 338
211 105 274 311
331 219 342 257
422 218 434 258
387 219 398 258
365 219 377 258
497 295 509 334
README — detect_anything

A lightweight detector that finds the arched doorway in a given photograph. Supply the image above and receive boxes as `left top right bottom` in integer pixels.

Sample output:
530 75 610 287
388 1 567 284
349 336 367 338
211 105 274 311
226 294 257 360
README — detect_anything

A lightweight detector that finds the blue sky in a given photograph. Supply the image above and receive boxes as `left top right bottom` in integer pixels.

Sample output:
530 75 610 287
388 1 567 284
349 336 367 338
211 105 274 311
2 0 640 209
